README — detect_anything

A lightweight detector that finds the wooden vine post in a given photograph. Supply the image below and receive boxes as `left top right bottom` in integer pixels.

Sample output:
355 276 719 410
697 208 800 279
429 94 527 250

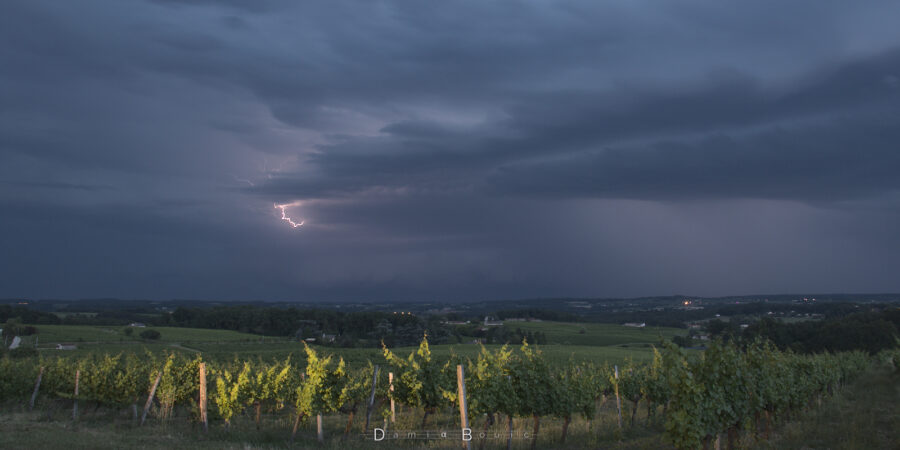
317 414 324 443
141 369 164 426
614 365 623 430
389 372 396 423
506 375 513 450
29 366 44 410
457 364 471 450
364 364 380 432
72 369 80 421
199 362 208 433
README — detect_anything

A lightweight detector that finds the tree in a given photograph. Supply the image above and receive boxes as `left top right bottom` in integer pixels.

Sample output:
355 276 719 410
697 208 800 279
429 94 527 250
706 319 739 342
140 329 161 340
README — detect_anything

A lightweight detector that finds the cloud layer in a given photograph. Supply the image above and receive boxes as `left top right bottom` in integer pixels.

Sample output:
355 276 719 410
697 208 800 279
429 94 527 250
2 0 900 301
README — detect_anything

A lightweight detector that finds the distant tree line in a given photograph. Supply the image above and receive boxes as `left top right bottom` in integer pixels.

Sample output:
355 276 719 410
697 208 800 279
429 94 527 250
581 302 884 329
677 308 899 355
161 305 459 348
452 324 549 345
0 305 61 325
60 310 151 326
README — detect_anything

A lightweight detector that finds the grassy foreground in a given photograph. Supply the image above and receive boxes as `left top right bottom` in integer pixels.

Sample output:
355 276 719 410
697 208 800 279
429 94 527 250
0 395 664 449
754 368 900 449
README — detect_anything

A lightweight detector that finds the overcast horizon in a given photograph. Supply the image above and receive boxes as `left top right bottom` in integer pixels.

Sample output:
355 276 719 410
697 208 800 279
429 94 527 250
7 292 900 305
3 1 900 302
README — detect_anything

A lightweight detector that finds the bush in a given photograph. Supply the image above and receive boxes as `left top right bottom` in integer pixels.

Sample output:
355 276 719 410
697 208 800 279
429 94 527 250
140 329 161 340
8 347 38 358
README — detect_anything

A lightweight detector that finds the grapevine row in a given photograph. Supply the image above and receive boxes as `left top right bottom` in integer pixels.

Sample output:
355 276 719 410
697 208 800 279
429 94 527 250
0 338 877 448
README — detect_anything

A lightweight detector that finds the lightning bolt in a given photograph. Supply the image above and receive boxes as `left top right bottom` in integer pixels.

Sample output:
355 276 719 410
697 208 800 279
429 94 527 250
275 202 305 228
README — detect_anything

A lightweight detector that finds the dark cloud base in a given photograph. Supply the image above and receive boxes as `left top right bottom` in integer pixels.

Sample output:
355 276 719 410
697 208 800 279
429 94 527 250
2 0 900 301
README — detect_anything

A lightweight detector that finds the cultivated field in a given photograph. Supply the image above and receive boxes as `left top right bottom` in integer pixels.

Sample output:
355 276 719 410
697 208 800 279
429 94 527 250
28 324 272 343
501 320 683 346
18 323 685 367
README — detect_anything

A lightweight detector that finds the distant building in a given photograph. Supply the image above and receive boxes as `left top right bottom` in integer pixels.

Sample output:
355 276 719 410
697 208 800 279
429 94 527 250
483 316 503 326
129 322 146 327
321 333 337 343
565 301 592 309
623 322 646 328
56 344 77 350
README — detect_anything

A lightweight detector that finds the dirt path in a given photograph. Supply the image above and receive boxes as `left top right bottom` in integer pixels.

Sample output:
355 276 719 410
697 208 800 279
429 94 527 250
169 342 201 353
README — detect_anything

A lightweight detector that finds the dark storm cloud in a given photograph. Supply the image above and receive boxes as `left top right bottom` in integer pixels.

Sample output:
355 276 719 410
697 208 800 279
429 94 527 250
248 48 900 204
0 181 114 192
488 110 900 201
150 0 273 13
2 0 900 301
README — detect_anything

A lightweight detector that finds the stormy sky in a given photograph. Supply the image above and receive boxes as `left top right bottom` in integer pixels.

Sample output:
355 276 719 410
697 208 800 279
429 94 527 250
2 0 900 302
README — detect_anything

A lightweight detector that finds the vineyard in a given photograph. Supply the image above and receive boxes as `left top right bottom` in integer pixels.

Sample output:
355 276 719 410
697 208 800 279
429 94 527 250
0 337 887 449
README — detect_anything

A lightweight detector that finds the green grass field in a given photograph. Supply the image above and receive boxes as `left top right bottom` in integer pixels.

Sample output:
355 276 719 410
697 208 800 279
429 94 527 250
26 324 273 344
16 323 680 368
17 325 291 360
501 320 684 346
